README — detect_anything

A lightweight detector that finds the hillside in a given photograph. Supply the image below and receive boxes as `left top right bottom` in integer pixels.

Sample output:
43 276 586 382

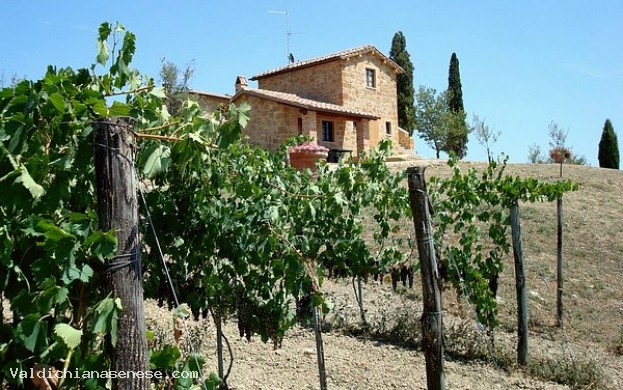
145 160 622 390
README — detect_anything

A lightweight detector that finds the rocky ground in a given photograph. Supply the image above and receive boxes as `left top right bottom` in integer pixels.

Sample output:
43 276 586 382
146 276 621 390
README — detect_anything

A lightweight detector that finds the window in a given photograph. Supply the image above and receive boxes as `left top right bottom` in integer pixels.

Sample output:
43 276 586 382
385 121 392 135
322 120 334 142
366 68 376 88
297 117 303 136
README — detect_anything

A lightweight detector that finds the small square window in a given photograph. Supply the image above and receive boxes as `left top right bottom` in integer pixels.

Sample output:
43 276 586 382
366 68 376 88
385 121 392 135
322 120 334 142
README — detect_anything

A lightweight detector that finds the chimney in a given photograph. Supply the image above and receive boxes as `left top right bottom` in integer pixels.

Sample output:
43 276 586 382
235 75 248 93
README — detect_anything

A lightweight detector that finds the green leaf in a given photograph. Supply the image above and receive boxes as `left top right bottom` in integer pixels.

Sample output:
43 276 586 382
143 144 171 177
85 229 117 261
107 101 130 116
48 92 65 113
54 323 82 349
90 100 108 117
149 86 166 99
150 344 181 370
78 264 94 283
96 23 111 65
16 314 47 352
17 166 44 198
172 303 191 319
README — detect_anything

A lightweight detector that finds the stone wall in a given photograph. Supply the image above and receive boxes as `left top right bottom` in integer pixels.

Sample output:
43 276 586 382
234 94 300 150
398 128 414 151
315 115 358 153
257 54 402 154
257 61 344 104
341 56 400 153
192 93 229 113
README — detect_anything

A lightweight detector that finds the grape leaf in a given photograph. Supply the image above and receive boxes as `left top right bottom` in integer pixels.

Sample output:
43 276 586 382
54 323 83 350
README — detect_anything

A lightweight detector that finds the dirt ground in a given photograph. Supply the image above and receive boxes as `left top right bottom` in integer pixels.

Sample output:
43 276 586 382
146 278 600 390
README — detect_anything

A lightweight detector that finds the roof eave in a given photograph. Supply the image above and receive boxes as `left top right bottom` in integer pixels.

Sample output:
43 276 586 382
235 89 379 120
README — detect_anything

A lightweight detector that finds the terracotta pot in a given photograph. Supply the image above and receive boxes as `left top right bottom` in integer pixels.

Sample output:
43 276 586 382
288 142 329 172
289 151 328 170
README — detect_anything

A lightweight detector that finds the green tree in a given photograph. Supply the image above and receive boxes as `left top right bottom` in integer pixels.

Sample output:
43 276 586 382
389 31 415 134
446 53 469 158
547 121 587 165
598 119 620 169
527 121 587 166
159 58 194 115
414 86 448 158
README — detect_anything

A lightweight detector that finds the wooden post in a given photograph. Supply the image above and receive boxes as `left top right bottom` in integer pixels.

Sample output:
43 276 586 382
407 167 444 390
215 314 225 382
556 197 563 327
510 201 528 365
94 118 149 390
313 305 328 390
357 276 366 324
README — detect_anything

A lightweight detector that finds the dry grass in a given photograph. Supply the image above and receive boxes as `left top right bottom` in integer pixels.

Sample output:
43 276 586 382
390 160 623 350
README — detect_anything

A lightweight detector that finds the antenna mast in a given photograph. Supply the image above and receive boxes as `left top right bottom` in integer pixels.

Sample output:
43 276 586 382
268 10 295 63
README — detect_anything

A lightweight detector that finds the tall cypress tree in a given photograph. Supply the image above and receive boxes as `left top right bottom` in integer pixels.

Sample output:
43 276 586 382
446 52 469 158
390 31 415 135
598 119 620 169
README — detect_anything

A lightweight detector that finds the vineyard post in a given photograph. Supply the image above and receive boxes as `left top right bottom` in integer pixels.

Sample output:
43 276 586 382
94 118 150 390
556 161 564 327
510 200 528 365
556 197 563 327
215 313 225 384
356 276 367 324
407 167 445 390
313 304 328 390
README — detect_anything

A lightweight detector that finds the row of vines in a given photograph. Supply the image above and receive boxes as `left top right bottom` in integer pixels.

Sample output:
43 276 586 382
1 22 578 389
0 23 411 389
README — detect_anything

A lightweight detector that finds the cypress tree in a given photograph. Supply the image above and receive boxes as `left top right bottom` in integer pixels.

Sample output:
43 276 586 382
446 52 469 158
390 31 415 135
598 119 620 169
448 53 464 113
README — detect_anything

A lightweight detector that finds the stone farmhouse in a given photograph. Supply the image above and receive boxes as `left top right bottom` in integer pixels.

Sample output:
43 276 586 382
191 45 414 158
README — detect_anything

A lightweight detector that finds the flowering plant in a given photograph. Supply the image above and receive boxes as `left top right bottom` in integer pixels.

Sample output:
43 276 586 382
288 142 329 154
549 147 572 163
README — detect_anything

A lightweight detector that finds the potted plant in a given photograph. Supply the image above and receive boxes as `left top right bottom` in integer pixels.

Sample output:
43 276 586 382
288 142 329 172
549 147 572 164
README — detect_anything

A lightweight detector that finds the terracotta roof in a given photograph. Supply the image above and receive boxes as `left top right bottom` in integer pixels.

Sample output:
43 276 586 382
234 87 379 119
250 45 404 80
189 90 231 100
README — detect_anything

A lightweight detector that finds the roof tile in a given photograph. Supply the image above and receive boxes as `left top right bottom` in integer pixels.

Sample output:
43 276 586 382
251 45 403 80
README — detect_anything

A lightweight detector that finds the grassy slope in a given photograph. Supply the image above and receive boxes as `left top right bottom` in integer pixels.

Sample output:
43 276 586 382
427 161 623 349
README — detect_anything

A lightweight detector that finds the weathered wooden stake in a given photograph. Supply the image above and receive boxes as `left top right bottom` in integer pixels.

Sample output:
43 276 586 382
556 197 564 327
510 201 528 365
313 305 328 390
94 118 149 390
407 167 444 390
215 314 225 383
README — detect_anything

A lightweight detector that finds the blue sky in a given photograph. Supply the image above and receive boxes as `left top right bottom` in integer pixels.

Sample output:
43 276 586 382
1 1 621 165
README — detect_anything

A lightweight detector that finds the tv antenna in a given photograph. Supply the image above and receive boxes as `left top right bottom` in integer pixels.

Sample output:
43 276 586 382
268 10 302 63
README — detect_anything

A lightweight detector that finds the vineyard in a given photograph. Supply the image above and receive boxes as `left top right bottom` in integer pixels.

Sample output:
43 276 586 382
2 23 622 390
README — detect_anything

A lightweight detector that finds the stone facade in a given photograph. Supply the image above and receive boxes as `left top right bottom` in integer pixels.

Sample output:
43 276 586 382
192 92 229 113
191 45 414 156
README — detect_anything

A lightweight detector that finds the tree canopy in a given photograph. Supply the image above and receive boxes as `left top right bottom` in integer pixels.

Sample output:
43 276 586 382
389 31 415 135
598 119 620 169
446 53 469 158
